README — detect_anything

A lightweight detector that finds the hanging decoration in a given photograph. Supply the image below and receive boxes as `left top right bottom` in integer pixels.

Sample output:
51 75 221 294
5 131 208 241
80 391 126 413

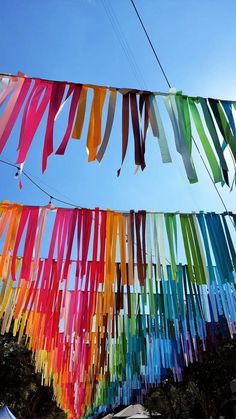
0 201 235 418
0 73 236 186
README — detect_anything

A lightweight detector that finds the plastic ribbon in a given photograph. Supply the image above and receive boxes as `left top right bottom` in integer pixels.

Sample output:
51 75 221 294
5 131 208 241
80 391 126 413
42 81 67 172
17 80 53 164
0 74 235 187
164 92 198 183
96 90 117 162
188 97 222 183
56 84 83 155
199 97 229 185
149 94 172 163
0 77 31 153
117 93 130 176
85 87 107 161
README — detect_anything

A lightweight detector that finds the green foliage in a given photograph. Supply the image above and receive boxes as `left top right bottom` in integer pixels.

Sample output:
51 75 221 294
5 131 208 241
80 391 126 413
2 331 236 419
0 332 67 419
144 337 236 419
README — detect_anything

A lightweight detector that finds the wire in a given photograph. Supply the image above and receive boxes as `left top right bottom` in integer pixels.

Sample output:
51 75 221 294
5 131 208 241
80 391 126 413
1 71 233 101
129 0 232 216
1 158 234 218
103 0 203 213
22 172 81 207
21 167 83 205
101 0 147 90
130 0 171 88
0 159 82 208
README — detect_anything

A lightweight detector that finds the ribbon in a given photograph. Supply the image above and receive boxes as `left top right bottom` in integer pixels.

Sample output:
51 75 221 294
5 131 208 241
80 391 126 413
164 92 198 183
87 87 107 161
96 90 117 162
56 84 83 155
72 85 88 139
42 81 67 172
199 97 229 185
118 93 130 176
0 77 32 153
17 80 53 164
149 94 172 163
188 97 222 183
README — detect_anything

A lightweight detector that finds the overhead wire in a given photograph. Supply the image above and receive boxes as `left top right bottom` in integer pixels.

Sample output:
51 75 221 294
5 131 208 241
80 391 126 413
101 0 147 90
0 158 82 208
130 0 171 89
1 157 234 221
103 1 202 212
0 3 233 216
129 0 232 216
1 158 173 261
1 158 235 262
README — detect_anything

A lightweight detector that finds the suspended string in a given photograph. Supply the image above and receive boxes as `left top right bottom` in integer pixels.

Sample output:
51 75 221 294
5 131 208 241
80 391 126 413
0 158 82 208
105 4 202 215
130 0 171 88
190 137 229 213
0 158 164 265
2 70 236 99
0 71 160 94
101 0 147 89
130 0 233 215
0 8 234 418
0 160 234 219
102 0 199 217
1 71 235 191
0 71 235 416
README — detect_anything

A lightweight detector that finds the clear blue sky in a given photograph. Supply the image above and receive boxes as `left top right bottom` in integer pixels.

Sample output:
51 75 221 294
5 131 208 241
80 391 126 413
0 0 236 213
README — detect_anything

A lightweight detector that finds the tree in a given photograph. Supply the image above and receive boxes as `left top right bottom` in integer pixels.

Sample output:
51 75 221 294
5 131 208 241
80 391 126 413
0 332 66 419
144 336 236 419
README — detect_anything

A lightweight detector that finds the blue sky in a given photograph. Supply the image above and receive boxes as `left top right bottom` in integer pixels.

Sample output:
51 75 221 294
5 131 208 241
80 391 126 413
0 0 236 213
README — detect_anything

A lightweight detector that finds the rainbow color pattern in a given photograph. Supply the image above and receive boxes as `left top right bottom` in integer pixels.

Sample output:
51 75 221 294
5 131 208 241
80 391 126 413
0 202 235 417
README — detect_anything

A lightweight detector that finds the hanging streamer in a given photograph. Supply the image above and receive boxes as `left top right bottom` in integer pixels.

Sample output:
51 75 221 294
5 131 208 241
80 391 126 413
0 73 236 186
0 202 235 418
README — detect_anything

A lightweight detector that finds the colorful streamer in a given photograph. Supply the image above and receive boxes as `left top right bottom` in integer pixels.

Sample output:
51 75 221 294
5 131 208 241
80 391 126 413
0 74 236 186
0 202 235 418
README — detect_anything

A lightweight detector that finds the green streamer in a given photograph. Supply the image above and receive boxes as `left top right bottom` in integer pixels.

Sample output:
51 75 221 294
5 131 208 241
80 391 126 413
216 102 236 159
199 97 229 185
175 94 198 183
180 215 196 283
189 215 207 284
165 214 177 279
188 97 222 183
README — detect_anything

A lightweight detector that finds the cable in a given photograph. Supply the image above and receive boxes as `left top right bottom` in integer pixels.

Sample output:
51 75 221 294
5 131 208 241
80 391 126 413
101 0 147 89
107 0 148 89
20 167 83 205
1 158 234 219
103 1 200 213
129 0 233 217
22 172 81 208
0 159 82 208
1 71 234 101
130 0 171 88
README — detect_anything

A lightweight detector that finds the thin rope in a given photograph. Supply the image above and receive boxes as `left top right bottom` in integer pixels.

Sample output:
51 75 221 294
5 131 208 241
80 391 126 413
0 159 82 208
129 0 233 217
0 157 234 216
130 0 171 88
101 0 147 89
